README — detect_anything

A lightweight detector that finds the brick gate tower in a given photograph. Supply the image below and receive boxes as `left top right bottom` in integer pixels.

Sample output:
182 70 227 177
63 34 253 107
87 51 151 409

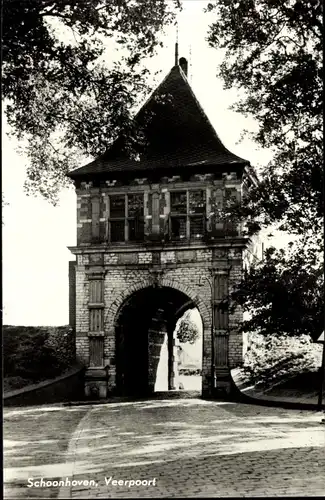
68 56 257 399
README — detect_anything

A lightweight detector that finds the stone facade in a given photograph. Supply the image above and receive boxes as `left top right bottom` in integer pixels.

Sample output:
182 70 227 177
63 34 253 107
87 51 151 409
69 173 254 398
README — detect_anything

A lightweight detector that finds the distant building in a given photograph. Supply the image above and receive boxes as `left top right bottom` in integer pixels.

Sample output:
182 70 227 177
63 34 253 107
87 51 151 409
68 54 258 399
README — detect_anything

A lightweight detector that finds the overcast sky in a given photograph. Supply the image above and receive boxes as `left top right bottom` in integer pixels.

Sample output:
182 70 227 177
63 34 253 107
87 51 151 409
2 1 284 326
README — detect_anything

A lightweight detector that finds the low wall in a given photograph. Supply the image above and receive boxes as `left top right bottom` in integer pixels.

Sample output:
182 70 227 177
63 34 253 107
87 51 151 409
4 365 86 407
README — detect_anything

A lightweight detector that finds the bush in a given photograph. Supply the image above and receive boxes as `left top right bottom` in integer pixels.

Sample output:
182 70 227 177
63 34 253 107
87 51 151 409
176 311 200 344
3 376 31 392
3 325 76 383
243 333 322 389
179 368 202 376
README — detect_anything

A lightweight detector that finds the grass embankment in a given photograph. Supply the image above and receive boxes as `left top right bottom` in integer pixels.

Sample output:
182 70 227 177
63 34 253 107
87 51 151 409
239 333 323 395
3 325 75 392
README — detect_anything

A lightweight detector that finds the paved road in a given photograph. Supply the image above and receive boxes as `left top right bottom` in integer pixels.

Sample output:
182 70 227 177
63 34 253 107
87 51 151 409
4 399 325 498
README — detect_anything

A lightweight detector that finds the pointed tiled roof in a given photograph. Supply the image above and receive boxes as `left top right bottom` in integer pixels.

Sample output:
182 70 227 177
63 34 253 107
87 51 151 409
68 64 249 179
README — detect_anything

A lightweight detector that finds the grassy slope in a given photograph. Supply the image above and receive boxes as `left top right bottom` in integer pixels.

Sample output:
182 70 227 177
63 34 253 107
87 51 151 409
3 325 75 392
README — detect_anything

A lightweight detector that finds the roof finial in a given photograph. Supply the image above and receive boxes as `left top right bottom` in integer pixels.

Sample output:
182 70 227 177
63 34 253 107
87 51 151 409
175 21 179 66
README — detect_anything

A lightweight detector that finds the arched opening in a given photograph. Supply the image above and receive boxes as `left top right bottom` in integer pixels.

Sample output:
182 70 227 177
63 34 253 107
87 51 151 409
114 286 204 397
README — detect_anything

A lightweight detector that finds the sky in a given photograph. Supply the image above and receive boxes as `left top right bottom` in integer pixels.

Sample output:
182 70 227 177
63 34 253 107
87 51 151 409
2 1 287 326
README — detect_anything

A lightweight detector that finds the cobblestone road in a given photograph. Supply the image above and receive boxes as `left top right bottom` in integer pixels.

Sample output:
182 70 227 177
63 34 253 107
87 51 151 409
4 399 325 498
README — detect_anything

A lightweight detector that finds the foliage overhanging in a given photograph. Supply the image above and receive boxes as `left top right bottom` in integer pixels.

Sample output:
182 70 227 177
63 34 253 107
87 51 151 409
206 0 323 337
2 0 179 203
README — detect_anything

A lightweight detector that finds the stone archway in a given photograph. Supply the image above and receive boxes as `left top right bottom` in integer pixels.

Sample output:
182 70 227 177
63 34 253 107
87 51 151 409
113 285 206 397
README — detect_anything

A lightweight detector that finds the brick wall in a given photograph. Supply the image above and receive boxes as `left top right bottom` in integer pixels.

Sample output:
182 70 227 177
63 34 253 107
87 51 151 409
69 260 76 329
73 246 245 395
75 264 90 365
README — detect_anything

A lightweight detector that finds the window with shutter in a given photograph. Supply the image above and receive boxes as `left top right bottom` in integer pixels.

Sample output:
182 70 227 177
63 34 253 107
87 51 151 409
89 337 104 367
110 220 125 242
89 280 103 304
170 191 187 240
208 187 240 238
109 195 125 242
89 308 104 332
108 193 145 242
171 215 187 239
215 304 229 330
214 273 229 330
170 189 206 240
224 188 239 236
128 193 144 241
110 195 125 218
89 279 104 333
189 190 206 238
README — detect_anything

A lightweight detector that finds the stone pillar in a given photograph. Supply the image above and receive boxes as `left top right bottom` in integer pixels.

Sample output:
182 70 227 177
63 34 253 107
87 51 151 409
85 334 108 399
84 367 109 399
105 327 116 393
215 332 231 395
212 269 231 395
84 267 108 399
89 335 104 367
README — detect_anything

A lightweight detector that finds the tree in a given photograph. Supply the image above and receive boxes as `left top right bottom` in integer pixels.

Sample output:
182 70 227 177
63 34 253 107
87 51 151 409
232 243 323 338
176 310 200 345
206 0 323 338
2 0 179 203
